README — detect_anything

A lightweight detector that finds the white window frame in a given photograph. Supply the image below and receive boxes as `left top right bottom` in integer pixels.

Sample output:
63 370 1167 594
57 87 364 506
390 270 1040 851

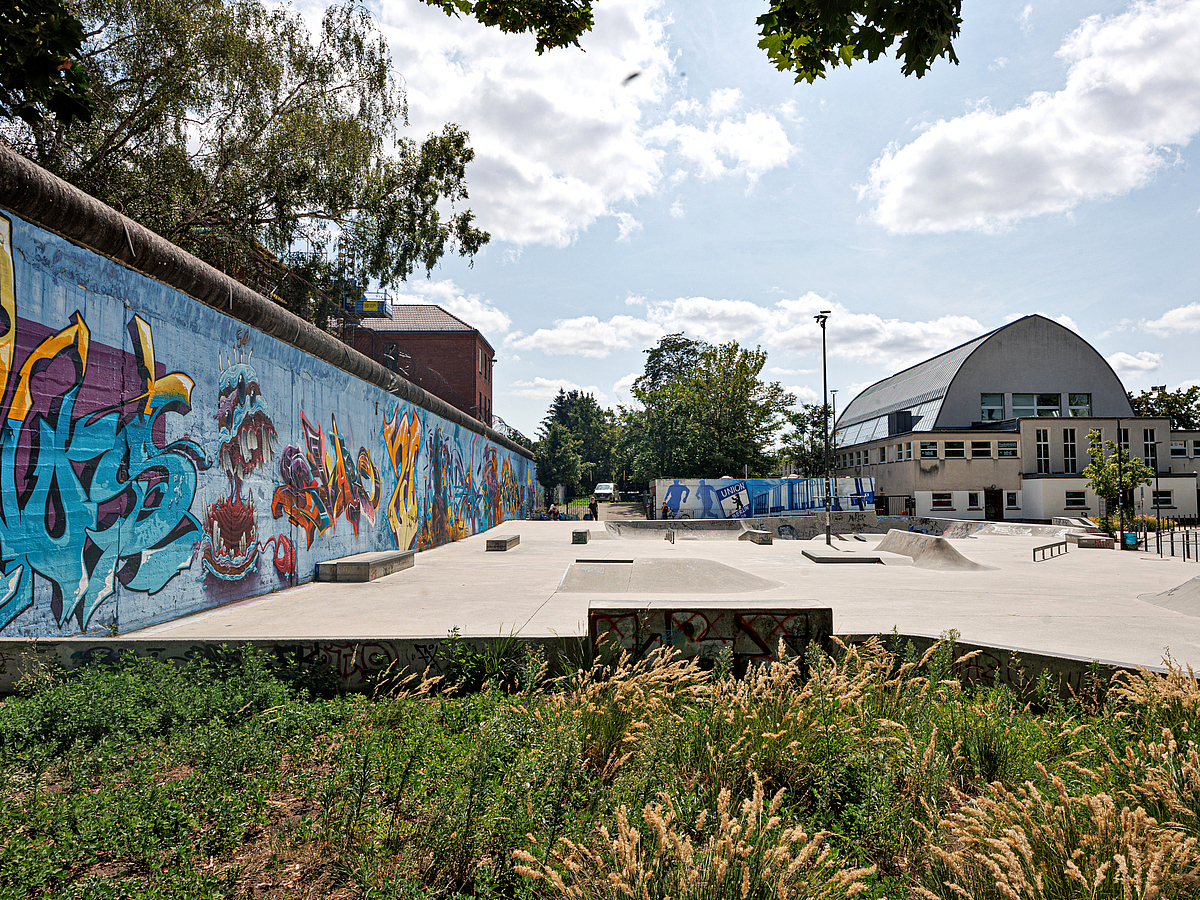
1063 428 1077 475
970 441 992 458
1065 491 1087 509
920 441 938 459
980 393 1004 421
931 492 953 510
997 441 1018 458
1152 489 1174 508
1036 428 1050 474
944 441 966 459
1068 393 1091 416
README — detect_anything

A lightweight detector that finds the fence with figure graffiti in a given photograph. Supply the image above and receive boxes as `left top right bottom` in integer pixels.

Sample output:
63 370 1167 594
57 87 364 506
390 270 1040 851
652 477 874 520
0 186 535 638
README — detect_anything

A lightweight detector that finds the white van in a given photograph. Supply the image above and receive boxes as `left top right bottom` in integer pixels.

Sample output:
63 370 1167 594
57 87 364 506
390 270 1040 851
594 483 618 502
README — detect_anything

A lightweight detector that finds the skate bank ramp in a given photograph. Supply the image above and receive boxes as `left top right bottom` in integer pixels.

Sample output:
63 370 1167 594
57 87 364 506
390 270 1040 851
605 521 746 540
1140 576 1200 618
559 558 780 593
876 530 996 571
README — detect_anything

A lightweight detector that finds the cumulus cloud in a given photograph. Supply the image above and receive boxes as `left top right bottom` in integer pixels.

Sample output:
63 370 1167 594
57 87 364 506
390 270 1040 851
645 88 795 184
786 385 821 403
1142 302 1200 335
862 0 1200 233
368 0 672 247
614 212 644 241
391 278 511 336
1107 350 1163 377
509 376 611 405
506 291 985 367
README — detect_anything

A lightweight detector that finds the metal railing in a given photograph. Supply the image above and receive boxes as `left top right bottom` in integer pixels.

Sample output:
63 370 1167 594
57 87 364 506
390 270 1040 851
1155 527 1200 562
1033 541 1068 562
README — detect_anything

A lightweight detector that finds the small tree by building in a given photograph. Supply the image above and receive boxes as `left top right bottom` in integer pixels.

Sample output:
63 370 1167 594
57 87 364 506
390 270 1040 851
534 422 582 509
1082 429 1153 532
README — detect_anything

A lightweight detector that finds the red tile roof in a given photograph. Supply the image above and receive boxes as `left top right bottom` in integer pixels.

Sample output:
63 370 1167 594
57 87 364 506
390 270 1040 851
359 304 475 333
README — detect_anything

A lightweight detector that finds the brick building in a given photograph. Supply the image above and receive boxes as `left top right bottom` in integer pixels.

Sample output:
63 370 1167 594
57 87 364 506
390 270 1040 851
354 305 494 425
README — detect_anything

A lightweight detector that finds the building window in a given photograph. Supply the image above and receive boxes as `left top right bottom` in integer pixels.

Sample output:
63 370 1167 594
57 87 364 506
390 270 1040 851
1069 393 1091 416
905 442 913 460
998 441 1018 458
1063 428 1077 474
1014 394 1060 417
944 441 965 458
1006 492 1019 508
932 493 953 509
1036 428 1050 474
980 393 1004 421
1153 490 1174 507
968 492 981 508
1118 428 1129 453
920 441 938 458
895 443 903 462
1065 491 1087 508
1144 429 1157 469
1171 441 1187 458
971 441 992 458
1194 439 1200 457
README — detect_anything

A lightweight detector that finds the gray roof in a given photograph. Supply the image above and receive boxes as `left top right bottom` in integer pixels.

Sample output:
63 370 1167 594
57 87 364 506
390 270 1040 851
834 327 998 446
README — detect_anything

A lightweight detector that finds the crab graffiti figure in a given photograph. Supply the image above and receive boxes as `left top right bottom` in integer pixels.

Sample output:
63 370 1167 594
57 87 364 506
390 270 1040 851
200 338 286 579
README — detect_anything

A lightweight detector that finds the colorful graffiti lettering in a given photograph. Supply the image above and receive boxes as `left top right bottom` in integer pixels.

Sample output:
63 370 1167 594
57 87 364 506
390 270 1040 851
272 411 380 547
0 214 207 630
383 405 421 550
200 341 295 580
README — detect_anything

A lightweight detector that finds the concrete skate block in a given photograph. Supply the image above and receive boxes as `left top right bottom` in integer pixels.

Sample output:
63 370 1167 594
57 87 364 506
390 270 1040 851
487 534 521 551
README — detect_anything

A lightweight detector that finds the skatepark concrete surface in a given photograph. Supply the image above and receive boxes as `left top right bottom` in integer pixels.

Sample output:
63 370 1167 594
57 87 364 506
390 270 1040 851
129 521 1200 671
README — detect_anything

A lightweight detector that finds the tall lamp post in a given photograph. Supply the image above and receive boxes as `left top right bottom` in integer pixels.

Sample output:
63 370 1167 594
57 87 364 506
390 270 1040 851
815 311 832 545
1155 440 1163 556
1117 418 1124 544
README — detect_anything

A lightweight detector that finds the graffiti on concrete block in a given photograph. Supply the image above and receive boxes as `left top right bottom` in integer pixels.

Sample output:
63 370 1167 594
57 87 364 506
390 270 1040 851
590 607 832 670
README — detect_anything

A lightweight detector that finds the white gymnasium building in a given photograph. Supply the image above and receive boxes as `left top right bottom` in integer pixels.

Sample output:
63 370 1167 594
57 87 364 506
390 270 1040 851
833 315 1199 522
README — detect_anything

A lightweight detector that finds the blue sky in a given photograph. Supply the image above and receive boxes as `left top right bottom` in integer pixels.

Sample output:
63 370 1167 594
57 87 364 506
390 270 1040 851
358 0 1200 437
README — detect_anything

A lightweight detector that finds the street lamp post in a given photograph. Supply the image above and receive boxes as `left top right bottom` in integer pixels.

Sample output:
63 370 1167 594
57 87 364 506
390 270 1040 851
1155 441 1163 557
1117 418 1124 543
815 311 832 545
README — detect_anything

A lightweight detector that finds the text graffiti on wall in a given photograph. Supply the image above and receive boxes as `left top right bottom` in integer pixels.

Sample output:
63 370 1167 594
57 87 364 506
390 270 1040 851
0 214 207 630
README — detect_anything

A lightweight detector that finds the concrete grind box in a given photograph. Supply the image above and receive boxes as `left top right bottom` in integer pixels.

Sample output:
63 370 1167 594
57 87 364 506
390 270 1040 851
590 607 833 674
0 152 537 638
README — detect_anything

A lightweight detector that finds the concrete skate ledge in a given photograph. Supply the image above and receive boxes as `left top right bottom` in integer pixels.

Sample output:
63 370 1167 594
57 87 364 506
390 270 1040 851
317 549 415 582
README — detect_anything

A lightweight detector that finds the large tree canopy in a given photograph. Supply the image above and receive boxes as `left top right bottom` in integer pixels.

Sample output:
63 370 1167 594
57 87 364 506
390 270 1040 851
540 389 616 489
5 0 488 295
620 335 794 480
0 0 93 126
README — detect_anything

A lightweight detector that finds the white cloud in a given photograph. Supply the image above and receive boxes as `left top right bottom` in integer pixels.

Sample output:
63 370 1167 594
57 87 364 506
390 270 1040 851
785 385 821 404
509 377 611 406
612 371 639 401
989 57 1009 71
1142 302 1200 335
1019 4 1034 32
862 0 1200 233
645 88 795 184
614 212 644 241
668 197 685 218
506 291 985 367
368 0 673 247
1107 350 1163 377
769 366 816 376
391 278 511 336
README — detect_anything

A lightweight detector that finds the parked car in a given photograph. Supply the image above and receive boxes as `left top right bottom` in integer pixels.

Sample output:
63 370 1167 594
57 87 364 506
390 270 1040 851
594 482 618 502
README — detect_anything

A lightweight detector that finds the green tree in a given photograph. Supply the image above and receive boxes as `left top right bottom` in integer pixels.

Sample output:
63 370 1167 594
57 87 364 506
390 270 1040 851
1128 386 1200 430
0 0 93 126
534 422 583 506
1082 429 1154 529
621 336 793 480
541 389 615 490
8 0 488 297
778 402 835 477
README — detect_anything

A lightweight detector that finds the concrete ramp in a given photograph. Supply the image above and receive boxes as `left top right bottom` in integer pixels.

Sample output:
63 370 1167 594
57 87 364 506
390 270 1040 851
876 529 996 571
559 557 780 593
1141 576 1200 617
605 520 746 540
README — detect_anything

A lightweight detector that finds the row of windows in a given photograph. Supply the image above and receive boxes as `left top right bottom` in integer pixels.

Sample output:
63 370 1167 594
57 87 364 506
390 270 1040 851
930 491 1021 510
840 440 1018 468
981 392 1092 421
1170 440 1200 457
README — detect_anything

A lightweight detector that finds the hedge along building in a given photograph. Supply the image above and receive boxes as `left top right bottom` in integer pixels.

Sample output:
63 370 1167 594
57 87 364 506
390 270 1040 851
0 147 536 638
833 315 1199 522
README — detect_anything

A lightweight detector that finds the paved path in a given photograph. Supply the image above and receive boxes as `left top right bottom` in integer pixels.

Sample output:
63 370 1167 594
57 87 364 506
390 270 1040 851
130 523 1200 670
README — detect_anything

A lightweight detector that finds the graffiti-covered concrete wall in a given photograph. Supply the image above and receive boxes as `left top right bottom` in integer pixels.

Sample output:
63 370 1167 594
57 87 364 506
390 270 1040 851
652 477 874 519
0 210 536 637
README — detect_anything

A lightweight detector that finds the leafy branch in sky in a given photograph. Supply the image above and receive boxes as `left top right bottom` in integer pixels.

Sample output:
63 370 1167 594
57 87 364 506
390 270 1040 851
0 0 93 126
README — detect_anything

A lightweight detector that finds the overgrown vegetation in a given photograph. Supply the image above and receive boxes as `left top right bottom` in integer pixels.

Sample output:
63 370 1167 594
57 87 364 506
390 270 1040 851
2 638 1198 899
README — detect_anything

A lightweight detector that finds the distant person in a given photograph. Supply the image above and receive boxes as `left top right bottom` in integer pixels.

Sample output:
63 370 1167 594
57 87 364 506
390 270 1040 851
549 502 559 520
661 500 670 520
589 496 599 521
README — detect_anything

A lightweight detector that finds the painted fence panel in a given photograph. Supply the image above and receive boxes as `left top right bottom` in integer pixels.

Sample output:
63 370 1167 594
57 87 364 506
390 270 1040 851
653 477 875 519
0 211 536 637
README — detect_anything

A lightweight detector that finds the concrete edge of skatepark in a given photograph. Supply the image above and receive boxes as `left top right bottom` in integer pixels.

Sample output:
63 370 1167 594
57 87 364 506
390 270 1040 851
0 626 1176 695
